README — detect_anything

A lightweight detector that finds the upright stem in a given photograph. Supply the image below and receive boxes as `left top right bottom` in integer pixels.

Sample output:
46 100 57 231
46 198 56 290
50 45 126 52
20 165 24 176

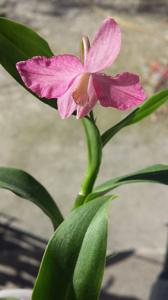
74 116 102 208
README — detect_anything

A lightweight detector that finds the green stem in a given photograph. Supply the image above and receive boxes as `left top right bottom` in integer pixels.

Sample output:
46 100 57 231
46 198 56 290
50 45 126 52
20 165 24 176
74 116 102 208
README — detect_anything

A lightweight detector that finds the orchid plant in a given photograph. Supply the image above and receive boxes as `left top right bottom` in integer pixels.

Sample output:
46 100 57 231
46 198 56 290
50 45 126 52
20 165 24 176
0 16 168 300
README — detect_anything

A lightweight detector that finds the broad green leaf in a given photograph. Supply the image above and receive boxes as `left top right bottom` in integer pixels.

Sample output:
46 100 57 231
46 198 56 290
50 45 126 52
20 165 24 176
32 195 113 300
73 202 109 300
102 89 168 146
0 17 57 110
74 117 102 207
0 167 63 229
87 164 168 200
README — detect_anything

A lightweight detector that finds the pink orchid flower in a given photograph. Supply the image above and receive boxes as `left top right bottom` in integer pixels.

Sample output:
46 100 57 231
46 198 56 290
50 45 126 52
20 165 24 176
16 17 146 119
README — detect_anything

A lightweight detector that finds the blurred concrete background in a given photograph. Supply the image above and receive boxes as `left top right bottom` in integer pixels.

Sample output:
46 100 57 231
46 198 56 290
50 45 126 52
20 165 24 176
0 1 168 299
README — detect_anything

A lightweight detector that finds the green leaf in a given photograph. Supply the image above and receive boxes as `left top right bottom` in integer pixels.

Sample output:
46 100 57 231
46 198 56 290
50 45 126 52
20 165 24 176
0 17 57 110
0 167 63 229
102 89 168 146
32 195 112 300
74 117 102 207
73 202 109 300
87 164 168 200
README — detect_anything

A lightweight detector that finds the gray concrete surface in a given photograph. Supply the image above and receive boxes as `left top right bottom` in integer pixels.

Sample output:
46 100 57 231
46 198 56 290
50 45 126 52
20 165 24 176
0 1 168 299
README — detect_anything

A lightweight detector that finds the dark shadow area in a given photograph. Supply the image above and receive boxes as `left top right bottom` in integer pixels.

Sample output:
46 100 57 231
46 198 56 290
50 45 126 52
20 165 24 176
0 215 136 290
0 214 139 299
106 250 135 268
0 213 46 288
100 251 140 300
100 277 140 300
0 214 163 299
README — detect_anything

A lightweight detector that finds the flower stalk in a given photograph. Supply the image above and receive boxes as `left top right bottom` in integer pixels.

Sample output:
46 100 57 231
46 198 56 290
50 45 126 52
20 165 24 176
74 115 102 207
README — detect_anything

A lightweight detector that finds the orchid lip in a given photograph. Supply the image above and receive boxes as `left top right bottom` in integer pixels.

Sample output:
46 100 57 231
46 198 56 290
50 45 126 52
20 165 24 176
72 73 90 106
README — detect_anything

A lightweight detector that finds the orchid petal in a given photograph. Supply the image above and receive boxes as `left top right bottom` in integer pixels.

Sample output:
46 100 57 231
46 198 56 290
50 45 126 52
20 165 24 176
16 55 84 99
93 72 147 110
77 76 97 119
85 18 121 73
57 77 80 119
